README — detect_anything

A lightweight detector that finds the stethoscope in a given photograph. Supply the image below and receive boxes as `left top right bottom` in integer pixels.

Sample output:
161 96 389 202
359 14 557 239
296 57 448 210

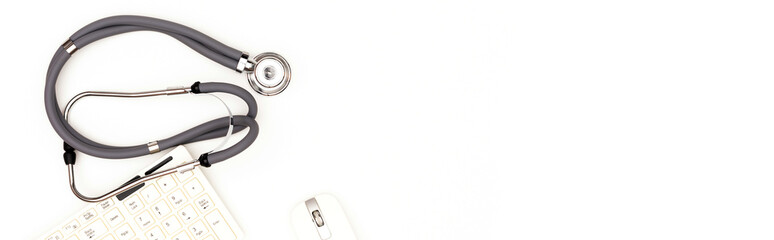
45 15 291 202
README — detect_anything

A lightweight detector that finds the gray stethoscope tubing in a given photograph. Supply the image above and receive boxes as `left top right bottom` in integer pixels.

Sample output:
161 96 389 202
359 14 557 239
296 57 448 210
46 15 287 202
63 84 258 203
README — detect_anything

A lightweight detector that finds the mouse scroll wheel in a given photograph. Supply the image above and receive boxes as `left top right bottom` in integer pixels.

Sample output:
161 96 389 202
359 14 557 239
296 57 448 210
312 210 325 227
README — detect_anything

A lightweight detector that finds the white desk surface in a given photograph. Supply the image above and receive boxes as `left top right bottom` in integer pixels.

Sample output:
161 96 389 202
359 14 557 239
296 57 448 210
2 1 774 239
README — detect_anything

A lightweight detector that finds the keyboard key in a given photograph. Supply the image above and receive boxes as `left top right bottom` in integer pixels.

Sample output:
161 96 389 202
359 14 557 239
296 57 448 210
189 219 210 239
172 231 192 240
145 226 165 240
114 223 135 240
104 208 125 228
134 210 155 229
62 219 80 235
102 234 116 240
195 194 214 213
178 204 199 224
161 215 182 234
80 208 97 223
168 189 188 208
78 219 107 240
65 236 78 240
184 179 204 197
45 231 63 240
97 199 114 212
151 199 172 218
141 184 161 203
176 170 193 181
203 236 216 240
157 175 177 193
206 210 237 240
123 195 144 215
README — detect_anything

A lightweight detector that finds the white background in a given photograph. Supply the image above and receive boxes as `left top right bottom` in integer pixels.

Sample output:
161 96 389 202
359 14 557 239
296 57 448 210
1 0 774 239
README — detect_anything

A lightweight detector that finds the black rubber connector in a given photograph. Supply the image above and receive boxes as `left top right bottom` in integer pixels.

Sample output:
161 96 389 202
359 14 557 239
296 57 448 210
198 153 211 167
64 142 75 152
63 151 76 165
63 142 76 165
191 81 202 94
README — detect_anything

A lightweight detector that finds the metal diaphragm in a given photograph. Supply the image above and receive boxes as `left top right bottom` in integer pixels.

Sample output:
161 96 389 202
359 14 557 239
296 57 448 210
247 52 291 96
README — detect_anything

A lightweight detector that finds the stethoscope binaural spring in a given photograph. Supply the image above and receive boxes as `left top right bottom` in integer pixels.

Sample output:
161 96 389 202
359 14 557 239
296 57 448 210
45 15 291 202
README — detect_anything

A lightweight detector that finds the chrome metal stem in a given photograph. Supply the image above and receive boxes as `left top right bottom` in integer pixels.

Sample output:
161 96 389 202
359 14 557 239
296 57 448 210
68 161 200 203
63 87 197 202
63 87 192 121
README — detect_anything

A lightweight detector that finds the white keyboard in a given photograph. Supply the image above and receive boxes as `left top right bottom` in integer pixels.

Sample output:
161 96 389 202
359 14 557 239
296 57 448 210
42 146 244 240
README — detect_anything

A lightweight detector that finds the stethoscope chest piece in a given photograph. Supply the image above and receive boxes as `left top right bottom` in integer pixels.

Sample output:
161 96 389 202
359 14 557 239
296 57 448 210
247 52 292 96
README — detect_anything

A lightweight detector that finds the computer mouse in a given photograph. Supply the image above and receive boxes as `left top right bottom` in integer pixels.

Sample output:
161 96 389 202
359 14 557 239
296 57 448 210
291 194 357 240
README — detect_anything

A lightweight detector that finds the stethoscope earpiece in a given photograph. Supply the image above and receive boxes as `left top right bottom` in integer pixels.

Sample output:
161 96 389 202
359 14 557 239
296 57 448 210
246 52 292 96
